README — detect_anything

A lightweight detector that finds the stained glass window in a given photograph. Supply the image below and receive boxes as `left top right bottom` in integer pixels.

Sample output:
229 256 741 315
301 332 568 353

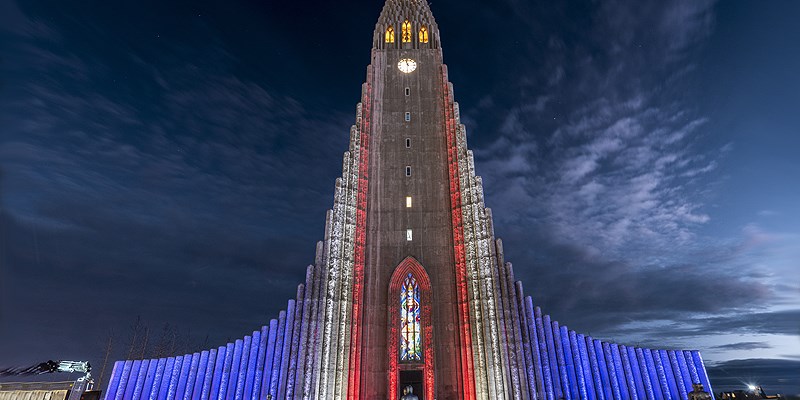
419 26 429 43
400 272 421 361
385 26 395 43
402 20 412 43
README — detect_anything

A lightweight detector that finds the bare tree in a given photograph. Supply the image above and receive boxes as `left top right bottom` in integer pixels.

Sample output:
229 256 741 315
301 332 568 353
97 329 115 387
125 316 149 360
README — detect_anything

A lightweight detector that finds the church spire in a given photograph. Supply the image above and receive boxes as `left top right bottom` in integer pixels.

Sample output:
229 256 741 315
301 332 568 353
373 0 440 49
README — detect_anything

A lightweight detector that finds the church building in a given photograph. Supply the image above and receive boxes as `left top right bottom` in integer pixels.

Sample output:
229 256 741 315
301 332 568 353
104 1 714 399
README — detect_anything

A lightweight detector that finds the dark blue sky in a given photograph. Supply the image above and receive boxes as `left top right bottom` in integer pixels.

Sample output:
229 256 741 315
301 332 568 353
1 0 798 395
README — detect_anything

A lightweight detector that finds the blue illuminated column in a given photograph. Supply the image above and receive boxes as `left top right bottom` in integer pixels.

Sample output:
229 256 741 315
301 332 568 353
217 343 235 399
233 336 252 399
650 350 671 400
683 351 700 385
525 296 545 398
192 350 208 400
592 340 612 400
251 326 268 400
551 321 577 400
209 345 227 399
166 356 184 400
147 357 167 400
132 359 152 400
505 263 529 395
630 348 650 400
278 301 296 398
569 330 588 400
123 359 142 400
199 349 217 400
105 361 124 400
604 342 624 400
261 318 279 397
577 334 596 400
691 351 714 395
532 305 553 400
227 338 245 399
640 348 661 400
517 287 540 399
556 323 576 400
175 354 194 399
157 357 176 400
619 346 638 400
584 337 604 400
183 352 201 400
243 332 260 400
269 311 287 396
543 315 563 400
659 350 679 400
674 349 693 394
666 351 688 400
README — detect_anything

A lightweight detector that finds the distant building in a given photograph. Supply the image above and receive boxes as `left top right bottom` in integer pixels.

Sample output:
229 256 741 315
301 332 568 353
0 381 100 400
720 385 785 400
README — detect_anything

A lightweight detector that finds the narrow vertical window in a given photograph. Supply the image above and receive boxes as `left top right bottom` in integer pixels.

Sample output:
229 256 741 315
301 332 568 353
405 87 410 96
404 112 411 122
400 272 421 360
405 138 411 148
402 20 412 43
385 26 395 43
419 26 429 43
405 166 411 176
406 229 413 242
406 196 412 208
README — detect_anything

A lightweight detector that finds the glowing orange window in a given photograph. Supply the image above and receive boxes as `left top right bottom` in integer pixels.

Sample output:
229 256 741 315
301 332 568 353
402 20 412 43
385 26 395 43
419 26 429 43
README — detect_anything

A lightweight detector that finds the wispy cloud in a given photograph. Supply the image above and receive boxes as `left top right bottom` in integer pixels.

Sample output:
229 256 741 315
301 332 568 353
711 342 772 351
473 0 720 261
462 0 799 361
0 7 351 365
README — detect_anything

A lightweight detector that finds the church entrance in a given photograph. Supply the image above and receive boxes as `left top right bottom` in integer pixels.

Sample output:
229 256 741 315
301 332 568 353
388 257 434 400
399 369 424 399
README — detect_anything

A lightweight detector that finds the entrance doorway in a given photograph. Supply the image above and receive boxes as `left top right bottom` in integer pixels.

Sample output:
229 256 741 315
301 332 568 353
399 369 424 399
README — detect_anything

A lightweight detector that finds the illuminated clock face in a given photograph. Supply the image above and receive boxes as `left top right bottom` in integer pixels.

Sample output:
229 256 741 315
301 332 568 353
398 58 417 73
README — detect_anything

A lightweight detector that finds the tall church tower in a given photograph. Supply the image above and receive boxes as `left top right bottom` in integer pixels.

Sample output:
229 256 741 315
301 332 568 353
104 1 715 399
351 0 512 398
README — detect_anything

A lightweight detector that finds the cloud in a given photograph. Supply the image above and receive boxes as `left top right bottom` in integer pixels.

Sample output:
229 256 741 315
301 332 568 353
470 1 720 265
461 0 800 363
711 342 772 351
0 6 352 367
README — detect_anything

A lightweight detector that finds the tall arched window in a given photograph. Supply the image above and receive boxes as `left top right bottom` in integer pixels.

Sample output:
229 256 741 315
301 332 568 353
402 20 412 43
385 26 395 43
388 257 434 400
418 26 429 43
400 273 421 361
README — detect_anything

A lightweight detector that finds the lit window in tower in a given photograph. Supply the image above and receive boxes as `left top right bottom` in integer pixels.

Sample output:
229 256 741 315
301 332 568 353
419 26 429 43
406 196 412 208
402 20 412 43
400 272 422 361
385 26 395 43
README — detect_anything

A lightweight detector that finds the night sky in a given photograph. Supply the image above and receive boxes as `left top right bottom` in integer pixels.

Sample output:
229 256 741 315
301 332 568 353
1 0 799 395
